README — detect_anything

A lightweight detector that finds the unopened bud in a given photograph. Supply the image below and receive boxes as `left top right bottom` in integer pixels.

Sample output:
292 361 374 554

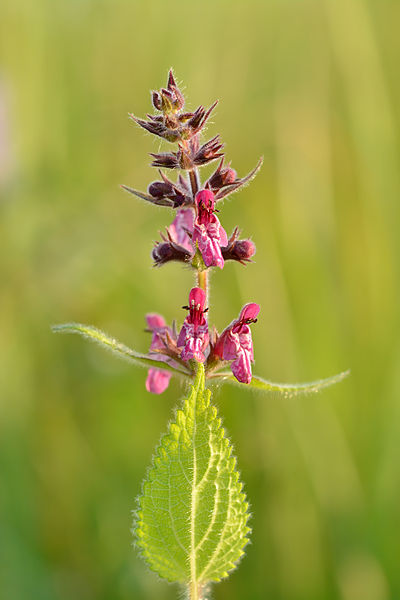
229 239 256 262
207 159 237 191
193 136 224 167
151 71 185 114
147 175 191 208
221 228 256 264
148 181 173 197
152 91 163 111
152 242 192 266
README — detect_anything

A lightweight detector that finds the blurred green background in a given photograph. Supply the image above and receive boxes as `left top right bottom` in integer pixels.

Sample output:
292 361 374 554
1 0 399 598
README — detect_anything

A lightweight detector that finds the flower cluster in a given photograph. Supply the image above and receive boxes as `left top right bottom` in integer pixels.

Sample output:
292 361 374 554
124 71 262 393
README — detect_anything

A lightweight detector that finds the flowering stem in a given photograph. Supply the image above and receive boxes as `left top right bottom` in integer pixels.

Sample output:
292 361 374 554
197 269 208 294
189 162 209 304
189 168 200 196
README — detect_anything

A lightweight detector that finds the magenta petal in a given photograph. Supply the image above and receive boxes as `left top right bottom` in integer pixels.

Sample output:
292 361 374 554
231 350 252 384
194 225 225 269
177 321 190 348
181 338 206 363
146 313 166 330
216 330 240 361
189 287 206 310
177 323 209 363
219 223 228 247
169 208 195 252
196 189 215 209
146 368 171 394
239 303 260 322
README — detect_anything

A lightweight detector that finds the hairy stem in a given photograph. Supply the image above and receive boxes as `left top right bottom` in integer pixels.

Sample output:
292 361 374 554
189 581 205 600
197 269 208 295
189 168 200 197
188 161 209 306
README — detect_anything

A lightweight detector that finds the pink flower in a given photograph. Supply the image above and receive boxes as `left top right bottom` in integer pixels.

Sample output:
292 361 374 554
145 314 173 394
192 189 228 269
168 208 195 253
214 303 260 384
177 287 209 362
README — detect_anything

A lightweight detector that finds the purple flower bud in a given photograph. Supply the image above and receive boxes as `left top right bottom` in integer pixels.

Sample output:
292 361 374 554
221 228 256 264
147 173 190 208
148 181 174 197
150 152 181 169
152 241 192 266
151 70 185 114
152 91 163 111
206 159 237 191
177 287 209 363
214 303 260 384
130 113 182 143
229 239 255 262
192 190 228 269
193 135 224 167
187 101 218 136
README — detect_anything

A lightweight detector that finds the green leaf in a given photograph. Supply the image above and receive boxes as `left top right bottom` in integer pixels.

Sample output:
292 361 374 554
51 322 192 377
209 369 350 396
134 363 250 588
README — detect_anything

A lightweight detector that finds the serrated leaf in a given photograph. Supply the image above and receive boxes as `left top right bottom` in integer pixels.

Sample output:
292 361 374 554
134 363 250 586
209 369 350 396
51 323 192 377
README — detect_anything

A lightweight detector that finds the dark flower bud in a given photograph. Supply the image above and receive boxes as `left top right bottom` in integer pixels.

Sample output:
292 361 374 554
186 101 218 136
151 70 185 114
152 241 193 266
221 228 256 264
225 239 256 262
193 136 224 166
130 114 182 143
121 172 191 209
150 152 180 169
147 174 190 208
152 91 163 111
148 181 174 197
207 158 237 191
131 72 217 143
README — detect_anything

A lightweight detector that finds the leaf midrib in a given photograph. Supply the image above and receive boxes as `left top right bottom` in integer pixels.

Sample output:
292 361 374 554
189 372 201 589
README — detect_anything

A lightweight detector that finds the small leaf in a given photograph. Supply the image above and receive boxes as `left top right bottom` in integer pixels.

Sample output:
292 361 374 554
209 369 350 396
51 323 192 377
134 363 250 586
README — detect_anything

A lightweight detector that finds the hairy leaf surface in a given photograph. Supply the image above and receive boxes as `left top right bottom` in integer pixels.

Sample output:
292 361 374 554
134 363 250 585
52 323 191 376
209 369 350 396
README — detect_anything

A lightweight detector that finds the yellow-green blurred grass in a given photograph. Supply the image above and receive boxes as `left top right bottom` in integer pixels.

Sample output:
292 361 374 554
1 0 399 599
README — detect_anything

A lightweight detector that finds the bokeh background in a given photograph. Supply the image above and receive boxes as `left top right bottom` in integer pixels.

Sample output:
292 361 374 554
1 0 399 598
